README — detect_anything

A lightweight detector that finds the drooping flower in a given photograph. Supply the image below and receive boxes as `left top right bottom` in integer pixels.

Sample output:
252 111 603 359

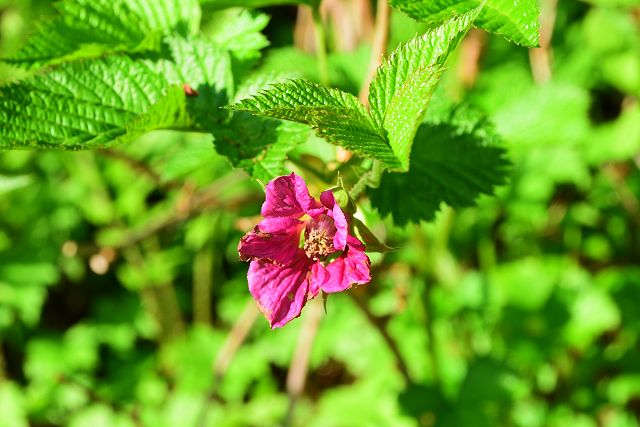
238 172 371 328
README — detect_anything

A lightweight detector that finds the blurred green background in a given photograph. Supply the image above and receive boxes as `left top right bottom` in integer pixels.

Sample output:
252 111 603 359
1 1 640 426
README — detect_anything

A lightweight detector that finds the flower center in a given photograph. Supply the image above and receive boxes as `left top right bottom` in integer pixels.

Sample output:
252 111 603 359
303 214 336 260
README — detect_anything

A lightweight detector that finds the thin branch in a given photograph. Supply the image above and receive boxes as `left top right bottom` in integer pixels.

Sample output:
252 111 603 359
107 181 261 248
349 293 411 384
602 163 640 225
213 299 261 383
457 29 486 89
283 297 324 427
359 0 390 105
97 148 181 191
529 0 558 83
193 243 214 326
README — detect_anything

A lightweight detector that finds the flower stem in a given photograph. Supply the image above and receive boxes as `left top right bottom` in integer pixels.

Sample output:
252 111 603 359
311 5 329 86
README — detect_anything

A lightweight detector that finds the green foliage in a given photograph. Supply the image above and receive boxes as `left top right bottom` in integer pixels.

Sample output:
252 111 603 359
230 79 401 167
0 38 229 150
3 1 640 427
370 104 510 224
233 10 480 172
368 7 480 171
390 0 540 47
6 0 201 68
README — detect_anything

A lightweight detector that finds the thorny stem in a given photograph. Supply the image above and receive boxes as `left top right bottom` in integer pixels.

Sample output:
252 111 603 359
284 297 324 427
349 293 412 384
359 0 390 105
311 4 329 86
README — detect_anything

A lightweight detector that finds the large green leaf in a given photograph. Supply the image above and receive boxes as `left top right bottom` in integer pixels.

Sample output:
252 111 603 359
368 7 481 171
370 105 510 225
229 79 401 168
0 38 230 150
389 0 539 47
5 0 201 68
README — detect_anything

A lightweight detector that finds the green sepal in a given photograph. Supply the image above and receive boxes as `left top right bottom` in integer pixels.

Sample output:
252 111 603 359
352 217 395 253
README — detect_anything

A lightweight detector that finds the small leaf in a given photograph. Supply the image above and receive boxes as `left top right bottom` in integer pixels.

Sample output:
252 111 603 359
389 0 540 47
368 7 481 171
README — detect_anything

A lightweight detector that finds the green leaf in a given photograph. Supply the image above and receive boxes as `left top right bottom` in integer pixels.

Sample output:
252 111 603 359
389 0 540 47
5 0 201 69
368 7 481 171
230 79 401 168
370 105 510 225
212 114 311 182
0 38 231 150
205 9 270 64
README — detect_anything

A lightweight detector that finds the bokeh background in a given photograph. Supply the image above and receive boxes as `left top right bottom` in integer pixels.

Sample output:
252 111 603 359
1 1 639 426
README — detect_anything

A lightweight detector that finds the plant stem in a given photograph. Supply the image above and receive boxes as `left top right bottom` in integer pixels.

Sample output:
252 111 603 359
193 242 214 325
0 339 6 382
213 299 260 383
529 0 558 83
349 293 411 384
359 0 390 105
284 297 324 427
311 4 329 86
350 160 385 199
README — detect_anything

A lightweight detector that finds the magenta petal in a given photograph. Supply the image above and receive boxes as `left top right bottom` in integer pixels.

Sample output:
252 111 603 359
248 251 312 328
238 217 304 264
261 173 322 218
309 261 328 298
321 244 371 293
319 190 347 251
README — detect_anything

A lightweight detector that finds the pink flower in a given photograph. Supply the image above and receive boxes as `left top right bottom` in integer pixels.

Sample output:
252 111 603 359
238 173 371 328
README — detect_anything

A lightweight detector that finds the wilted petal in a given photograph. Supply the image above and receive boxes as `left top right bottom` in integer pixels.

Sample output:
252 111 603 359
238 217 303 264
262 173 323 218
321 243 371 293
248 251 312 328
319 190 347 251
